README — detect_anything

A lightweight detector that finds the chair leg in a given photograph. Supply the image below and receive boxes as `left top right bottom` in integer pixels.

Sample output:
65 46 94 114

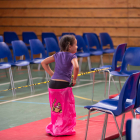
18 55 24 70
45 71 49 88
104 72 108 97
9 67 16 90
119 77 122 90
37 54 42 71
107 73 112 99
26 64 33 85
77 57 83 83
101 113 108 140
111 76 120 93
5 69 9 78
100 55 104 67
120 114 125 135
108 53 111 64
113 114 123 140
92 72 95 103
87 56 92 80
27 65 34 92
131 110 135 118
85 110 91 140
8 67 16 96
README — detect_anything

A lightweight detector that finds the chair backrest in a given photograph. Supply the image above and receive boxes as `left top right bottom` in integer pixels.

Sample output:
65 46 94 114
0 36 3 42
62 32 75 36
22 32 38 44
117 72 140 114
11 40 30 62
4 32 19 44
42 32 58 45
99 32 114 49
29 39 47 60
121 47 140 74
44 38 60 57
83 33 100 46
0 42 13 63
83 33 102 50
75 35 89 52
111 43 127 71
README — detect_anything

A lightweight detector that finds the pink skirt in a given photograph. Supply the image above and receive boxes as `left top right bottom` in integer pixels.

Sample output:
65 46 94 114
46 87 76 136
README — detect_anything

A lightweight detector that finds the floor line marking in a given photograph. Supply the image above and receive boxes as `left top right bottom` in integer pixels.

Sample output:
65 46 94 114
0 78 101 86
0 81 102 105
0 77 126 86
74 95 99 102
0 100 85 108
0 77 43 86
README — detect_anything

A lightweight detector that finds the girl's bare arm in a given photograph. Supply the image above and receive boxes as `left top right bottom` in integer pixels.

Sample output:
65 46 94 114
41 55 55 77
71 58 79 86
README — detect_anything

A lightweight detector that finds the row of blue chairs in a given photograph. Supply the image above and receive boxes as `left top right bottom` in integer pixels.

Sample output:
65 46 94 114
0 38 61 96
1 31 115 57
1 32 116 76
84 46 140 139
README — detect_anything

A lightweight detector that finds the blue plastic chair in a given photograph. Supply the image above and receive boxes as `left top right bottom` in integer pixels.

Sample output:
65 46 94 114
44 38 60 57
11 40 34 92
29 39 49 82
91 43 127 100
99 32 115 54
0 42 15 95
83 33 104 67
107 47 140 98
22 32 38 49
126 119 140 140
75 35 92 79
0 36 3 42
42 32 58 45
62 32 76 36
84 72 140 140
4 32 19 49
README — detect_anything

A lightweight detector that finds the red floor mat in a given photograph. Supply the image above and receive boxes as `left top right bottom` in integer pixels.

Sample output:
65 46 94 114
0 112 133 140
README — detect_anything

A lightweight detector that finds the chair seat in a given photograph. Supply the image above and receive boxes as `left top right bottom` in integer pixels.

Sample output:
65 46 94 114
91 65 112 71
110 71 130 77
0 62 11 69
110 70 140 77
90 50 103 56
76 52 90 57
30 58 44 64
12 60 30 66
103 48 115 54
84 98 134 116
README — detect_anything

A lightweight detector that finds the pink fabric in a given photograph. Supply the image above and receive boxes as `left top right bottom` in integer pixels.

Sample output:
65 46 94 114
46 87 76 136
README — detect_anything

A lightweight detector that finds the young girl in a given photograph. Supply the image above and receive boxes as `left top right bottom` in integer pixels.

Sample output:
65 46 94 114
41 35 79 136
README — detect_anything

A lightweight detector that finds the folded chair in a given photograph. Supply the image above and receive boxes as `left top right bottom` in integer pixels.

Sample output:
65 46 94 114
84 72 140 140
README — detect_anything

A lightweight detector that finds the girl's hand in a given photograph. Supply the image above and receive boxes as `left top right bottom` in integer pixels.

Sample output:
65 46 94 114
72 79 76 86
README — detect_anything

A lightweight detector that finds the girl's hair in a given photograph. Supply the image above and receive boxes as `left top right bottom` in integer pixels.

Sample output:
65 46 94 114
59 35 76 51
